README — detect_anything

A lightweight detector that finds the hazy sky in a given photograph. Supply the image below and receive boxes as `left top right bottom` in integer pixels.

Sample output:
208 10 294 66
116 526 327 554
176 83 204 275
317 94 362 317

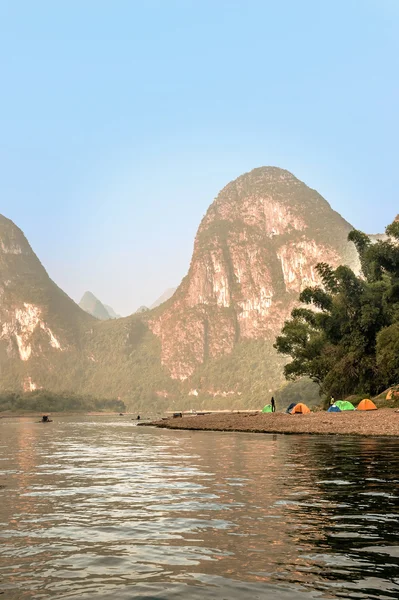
0 0 398 315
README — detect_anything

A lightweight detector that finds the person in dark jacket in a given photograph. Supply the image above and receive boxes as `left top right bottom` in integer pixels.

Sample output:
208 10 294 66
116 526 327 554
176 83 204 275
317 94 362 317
271 397 276 412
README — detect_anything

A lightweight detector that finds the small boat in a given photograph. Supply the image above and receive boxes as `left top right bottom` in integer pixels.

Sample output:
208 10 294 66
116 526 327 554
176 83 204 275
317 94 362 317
40 415 53 423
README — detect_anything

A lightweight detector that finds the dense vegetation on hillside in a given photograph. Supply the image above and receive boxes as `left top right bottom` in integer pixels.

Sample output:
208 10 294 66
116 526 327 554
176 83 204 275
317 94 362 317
275 218 399 401
0 390 125 413
187 340 285 408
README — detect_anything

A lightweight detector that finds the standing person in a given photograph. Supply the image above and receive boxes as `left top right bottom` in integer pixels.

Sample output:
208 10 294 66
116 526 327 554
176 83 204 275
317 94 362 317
330 397 335 406
271 397 275 412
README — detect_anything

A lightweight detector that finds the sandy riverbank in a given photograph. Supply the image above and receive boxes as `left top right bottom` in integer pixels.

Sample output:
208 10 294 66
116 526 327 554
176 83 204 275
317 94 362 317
152 409 399 436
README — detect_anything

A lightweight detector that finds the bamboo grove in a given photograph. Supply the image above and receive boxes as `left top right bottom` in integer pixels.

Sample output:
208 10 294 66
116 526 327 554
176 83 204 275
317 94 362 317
274 218 399 400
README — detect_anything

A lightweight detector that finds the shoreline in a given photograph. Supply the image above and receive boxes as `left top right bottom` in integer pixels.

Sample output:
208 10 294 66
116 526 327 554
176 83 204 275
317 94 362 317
0 411 132 419
151 409 399 437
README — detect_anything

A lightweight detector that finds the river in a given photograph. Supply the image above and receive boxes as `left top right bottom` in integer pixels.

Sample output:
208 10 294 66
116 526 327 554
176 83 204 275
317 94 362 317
0 416 398 599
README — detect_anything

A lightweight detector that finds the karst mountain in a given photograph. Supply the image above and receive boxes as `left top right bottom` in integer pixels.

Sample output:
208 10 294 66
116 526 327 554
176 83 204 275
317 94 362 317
0 167 363 408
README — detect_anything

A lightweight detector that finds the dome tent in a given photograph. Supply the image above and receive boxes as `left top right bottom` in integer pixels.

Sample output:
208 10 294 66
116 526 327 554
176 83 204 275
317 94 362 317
357 399 377 411
291 403 311 414
262 404 273 413
334 400 355 411
286 402 296 414
328 405 341 412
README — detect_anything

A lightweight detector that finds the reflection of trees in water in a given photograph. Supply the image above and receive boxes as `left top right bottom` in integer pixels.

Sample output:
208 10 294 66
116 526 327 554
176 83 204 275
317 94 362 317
2 424 399 599
162 432 399 598
280 436 399 598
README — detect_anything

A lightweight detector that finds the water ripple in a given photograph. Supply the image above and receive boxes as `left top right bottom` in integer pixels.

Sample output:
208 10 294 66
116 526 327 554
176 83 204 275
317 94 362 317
0 416 398 599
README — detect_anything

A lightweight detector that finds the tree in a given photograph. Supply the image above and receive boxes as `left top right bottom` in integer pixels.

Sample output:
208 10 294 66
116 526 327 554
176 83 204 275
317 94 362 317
274 218 399 399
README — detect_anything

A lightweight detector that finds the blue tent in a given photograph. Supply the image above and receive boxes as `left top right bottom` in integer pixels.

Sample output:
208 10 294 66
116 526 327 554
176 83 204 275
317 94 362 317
286 402 296 414
328 405 341 412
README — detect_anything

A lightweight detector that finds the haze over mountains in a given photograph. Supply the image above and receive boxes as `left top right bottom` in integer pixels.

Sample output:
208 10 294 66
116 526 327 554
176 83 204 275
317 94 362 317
150 288 177 309
79 289 177 320
79 291 117 321
0 167 375 409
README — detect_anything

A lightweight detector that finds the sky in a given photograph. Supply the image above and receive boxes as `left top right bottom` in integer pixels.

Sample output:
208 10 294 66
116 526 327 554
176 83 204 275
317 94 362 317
0 0 398 316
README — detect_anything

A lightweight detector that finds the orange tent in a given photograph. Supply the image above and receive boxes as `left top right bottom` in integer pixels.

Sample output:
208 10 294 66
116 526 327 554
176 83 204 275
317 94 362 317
357 399 377 411
291 403 311 414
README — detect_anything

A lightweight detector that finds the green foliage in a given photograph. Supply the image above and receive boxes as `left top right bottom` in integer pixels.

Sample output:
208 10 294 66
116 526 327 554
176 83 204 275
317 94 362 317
376 323 399 385
274 378 321 409
385 220 399 240
299 286 333 311
188 339 287 409
275 218 399 399
348 229 372 279
0 389 125 413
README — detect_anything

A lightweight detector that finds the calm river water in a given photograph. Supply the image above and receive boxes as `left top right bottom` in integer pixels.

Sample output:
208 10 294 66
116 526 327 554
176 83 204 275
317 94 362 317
0 416 398 599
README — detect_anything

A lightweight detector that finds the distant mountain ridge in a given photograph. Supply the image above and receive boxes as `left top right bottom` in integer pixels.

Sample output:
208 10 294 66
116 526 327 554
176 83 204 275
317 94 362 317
150 288 177 309
104 304 121 319
0 167 378 410
79 292 120 320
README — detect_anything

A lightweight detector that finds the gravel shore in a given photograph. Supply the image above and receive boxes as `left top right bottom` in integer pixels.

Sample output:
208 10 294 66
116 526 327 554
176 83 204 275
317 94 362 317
152 409 399 436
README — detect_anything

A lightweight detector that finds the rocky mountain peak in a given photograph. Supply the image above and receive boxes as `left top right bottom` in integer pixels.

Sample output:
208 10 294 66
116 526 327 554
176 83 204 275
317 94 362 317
79 291 110 321
149 167 360 383
0 169 371 410
198 167 351 245
0 214 92 393
0 215 44 276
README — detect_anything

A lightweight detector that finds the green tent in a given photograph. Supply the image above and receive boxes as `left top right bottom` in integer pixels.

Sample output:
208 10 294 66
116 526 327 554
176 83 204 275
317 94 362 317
262 404 273 413
334 400 355 411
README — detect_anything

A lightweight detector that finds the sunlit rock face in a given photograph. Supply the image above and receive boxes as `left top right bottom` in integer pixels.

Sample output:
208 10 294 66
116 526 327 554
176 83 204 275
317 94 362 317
0 215 92 390
150 167 360 380
1 303 62 361
0 168 364 405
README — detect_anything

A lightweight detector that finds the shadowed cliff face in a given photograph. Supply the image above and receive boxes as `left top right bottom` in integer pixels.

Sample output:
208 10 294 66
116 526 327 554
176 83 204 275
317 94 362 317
149 167 359 381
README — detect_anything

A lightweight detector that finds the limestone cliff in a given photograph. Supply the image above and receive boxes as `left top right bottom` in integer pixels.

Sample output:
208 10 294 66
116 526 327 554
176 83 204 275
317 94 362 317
0 167 365 409
149 167 359 389
0 215 92 392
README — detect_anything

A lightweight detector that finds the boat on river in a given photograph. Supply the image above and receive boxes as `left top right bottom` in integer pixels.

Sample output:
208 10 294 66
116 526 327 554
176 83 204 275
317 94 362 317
40 415 53 423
